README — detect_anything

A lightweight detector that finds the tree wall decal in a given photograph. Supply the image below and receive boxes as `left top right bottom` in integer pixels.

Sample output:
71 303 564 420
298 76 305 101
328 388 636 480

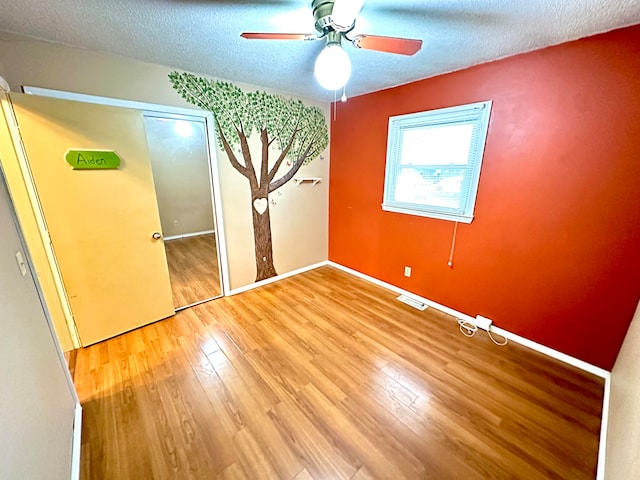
169 72 329 281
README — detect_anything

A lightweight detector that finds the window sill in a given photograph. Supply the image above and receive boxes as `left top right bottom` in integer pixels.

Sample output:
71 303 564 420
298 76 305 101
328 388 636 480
381 204 474 224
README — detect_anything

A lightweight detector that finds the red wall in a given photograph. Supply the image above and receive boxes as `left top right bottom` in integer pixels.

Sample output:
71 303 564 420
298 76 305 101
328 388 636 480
328 25 640 370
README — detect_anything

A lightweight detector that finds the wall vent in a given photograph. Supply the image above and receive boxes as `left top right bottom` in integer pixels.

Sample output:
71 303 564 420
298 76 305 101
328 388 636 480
397 294 428 311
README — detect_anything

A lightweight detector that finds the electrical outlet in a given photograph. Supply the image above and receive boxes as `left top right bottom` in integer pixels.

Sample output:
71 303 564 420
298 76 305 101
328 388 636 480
173 220 179 227
404 266 411 277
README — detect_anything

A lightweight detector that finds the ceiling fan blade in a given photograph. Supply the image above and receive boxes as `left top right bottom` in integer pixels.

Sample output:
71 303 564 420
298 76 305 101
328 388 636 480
331 0 366 31
352 34 422 55
241 32 316 40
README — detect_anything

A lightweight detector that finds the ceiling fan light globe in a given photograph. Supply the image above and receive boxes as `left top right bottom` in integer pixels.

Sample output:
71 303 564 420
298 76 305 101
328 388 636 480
314 44 351 91
331 0 366 31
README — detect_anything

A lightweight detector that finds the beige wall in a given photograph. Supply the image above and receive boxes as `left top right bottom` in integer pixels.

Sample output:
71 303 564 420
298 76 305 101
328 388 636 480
0 32 191 108
217 134 329 289
145 117 215 238
0 31 330 292
605 300 640 479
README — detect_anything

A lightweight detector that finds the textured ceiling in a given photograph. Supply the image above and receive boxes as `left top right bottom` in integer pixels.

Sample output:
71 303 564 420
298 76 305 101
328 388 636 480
1 0 639 102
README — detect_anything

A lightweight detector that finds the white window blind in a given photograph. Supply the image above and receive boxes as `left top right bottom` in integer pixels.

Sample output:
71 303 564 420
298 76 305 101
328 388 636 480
382 101 492 223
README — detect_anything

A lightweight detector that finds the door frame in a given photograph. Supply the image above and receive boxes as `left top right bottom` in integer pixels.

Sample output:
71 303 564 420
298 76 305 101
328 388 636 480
1 89 81 349
143 111 226 308
22 86 231 301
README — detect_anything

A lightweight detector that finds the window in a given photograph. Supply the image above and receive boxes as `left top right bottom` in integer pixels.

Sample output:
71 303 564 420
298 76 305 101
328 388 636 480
382 101 492 223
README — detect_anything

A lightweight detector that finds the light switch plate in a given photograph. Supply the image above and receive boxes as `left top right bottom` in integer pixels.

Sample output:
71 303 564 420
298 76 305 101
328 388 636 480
15 251 27 277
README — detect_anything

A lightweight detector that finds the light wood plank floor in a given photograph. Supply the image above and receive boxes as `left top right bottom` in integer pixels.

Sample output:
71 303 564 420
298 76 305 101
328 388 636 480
74 266 604 479
164 233 221 308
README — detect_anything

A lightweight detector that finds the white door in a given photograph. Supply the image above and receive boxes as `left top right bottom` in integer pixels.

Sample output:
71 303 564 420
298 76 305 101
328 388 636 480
0 168 78 479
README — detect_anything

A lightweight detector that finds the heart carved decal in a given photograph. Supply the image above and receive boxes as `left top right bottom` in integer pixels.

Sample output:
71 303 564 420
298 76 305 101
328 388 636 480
253 198 268 215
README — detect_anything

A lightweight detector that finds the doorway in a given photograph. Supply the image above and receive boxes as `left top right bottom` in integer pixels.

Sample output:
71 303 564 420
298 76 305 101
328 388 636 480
11 86 230 346
8 92 177 345
144 114 224 309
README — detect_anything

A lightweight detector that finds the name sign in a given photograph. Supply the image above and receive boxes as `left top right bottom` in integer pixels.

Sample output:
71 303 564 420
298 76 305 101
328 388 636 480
64 150 121 170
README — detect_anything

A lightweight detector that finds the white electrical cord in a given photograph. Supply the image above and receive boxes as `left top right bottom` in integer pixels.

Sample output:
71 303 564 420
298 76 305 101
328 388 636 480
487 328 508 346
458 318 477 337
457 318 508 346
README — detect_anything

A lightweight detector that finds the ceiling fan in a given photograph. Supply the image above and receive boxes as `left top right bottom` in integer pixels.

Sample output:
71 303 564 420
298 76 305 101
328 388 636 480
241 0 423 91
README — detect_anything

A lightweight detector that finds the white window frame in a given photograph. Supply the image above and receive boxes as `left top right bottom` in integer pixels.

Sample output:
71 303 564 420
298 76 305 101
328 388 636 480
382 100 492 223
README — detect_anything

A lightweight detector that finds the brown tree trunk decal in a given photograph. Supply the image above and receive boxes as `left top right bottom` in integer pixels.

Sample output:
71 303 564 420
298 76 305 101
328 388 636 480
169 72 328 282
251 191 277 281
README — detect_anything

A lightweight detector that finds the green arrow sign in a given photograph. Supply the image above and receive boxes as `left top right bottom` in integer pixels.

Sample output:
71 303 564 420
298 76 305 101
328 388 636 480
64 150 121 170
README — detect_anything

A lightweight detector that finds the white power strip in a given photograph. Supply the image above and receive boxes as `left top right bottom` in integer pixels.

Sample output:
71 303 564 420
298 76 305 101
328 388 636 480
473 315 493 331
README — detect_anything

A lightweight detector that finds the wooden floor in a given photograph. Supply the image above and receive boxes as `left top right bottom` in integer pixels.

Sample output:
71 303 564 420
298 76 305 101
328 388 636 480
74 266 604 480
164 233 221 308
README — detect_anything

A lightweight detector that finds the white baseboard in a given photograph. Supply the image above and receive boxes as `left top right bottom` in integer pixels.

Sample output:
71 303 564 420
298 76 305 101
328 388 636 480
596 374 611 480
71 402 82 480
226 259 611 476
228 259 611 476
490 326 609 378
164 229 215 241
327 261 612 478
327 261 609 379
228 261 329 296
235 259 610 378
327 260 481 324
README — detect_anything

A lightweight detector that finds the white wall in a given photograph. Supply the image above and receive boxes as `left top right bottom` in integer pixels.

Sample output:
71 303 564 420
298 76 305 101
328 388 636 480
0 170 78 480
0 31 330 291
605 301 640 478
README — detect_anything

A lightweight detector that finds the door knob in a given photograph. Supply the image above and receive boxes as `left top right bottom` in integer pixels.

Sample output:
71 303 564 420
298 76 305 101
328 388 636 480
152 232 162 240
